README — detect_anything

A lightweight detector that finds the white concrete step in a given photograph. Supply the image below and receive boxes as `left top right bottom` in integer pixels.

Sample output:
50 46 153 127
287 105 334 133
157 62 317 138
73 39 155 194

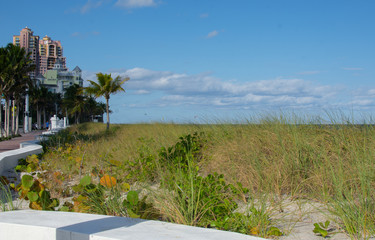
0 210 265 240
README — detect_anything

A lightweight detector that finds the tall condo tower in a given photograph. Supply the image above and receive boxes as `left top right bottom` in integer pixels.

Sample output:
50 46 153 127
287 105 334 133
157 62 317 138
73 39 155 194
12 27 40 78
39 35 66 75
13 27 66 76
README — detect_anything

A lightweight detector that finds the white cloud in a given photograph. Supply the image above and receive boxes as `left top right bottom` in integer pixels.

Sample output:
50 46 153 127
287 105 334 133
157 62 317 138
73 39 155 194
350 99 373 106
200 13 209 18
368 89 375 95
82 67 375 115
102 67 340 110
80 0 105 14
134 90 150 94
82 68 375 123
206 30 219 39
81 71 98 87
115 0 157 9
68 0 155 14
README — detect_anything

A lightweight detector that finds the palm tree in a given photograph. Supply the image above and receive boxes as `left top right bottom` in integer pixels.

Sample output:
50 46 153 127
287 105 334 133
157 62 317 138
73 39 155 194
47 92 62 120
86 73 129 130
30 87 42 129
39 86 53 128
71 92 87 124
30 86 55 129
82 96 106 122
11 79 28 134
0 47 8 136
63 84 87 124
0 44 34 136
10 62 34 134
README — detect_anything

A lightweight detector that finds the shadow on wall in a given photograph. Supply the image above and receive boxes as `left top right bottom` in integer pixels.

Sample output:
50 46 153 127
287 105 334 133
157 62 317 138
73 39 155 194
56 215 145 239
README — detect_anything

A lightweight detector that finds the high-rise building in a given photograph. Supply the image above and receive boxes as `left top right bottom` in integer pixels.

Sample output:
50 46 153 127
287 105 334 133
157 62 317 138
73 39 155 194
39 35 66 75
13 27 67 77
13 27 40 78
13 27 83 93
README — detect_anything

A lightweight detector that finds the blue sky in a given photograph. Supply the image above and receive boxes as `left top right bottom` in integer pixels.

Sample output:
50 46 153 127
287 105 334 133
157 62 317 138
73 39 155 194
1 0 375 123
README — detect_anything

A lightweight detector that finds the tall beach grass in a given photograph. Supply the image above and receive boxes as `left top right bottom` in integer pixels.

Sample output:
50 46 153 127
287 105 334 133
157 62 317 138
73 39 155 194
39 112 375 238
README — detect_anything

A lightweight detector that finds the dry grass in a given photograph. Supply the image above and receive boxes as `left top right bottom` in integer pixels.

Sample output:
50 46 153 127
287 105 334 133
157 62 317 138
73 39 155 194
39 117 375 238
43 121 375 198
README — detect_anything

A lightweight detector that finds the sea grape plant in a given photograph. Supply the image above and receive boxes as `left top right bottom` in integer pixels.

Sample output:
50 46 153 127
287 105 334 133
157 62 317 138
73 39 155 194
17 174 59 210
72 175 156 219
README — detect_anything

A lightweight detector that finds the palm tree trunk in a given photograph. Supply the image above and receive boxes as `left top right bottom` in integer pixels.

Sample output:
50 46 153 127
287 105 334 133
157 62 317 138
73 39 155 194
66 108 69 126
4 101 7 137
12 100 15 135
5 99 9 137
15 102 19 135
0 102 3 137
37 105 41 130
43 107 46 129
106 98 109 130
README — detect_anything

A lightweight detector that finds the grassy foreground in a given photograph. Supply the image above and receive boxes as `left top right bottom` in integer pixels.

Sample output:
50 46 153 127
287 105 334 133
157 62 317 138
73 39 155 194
9 116 375 239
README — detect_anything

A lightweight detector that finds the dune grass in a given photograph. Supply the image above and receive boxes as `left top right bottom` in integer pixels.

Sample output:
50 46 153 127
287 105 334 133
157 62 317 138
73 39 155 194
35 114 375 239
0 182 16 212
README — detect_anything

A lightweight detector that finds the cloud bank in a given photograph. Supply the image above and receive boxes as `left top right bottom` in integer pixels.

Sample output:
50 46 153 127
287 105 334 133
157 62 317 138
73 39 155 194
84 68 354 111
81 67 375 123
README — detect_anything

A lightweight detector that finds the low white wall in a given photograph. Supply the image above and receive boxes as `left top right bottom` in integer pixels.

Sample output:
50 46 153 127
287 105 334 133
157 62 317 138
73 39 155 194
19 140 41 148
0 210 264 240
0 143 43 176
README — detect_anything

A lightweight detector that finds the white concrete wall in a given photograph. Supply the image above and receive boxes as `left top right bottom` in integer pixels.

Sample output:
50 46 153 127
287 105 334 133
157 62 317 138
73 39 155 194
0 210 264 240
0 143 43 176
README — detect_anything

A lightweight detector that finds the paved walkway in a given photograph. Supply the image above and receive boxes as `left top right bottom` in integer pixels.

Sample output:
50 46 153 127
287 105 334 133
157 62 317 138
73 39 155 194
0 130 44 153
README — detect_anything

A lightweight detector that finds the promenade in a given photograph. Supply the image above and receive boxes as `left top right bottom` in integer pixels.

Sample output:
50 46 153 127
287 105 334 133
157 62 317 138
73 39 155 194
0 130 44 153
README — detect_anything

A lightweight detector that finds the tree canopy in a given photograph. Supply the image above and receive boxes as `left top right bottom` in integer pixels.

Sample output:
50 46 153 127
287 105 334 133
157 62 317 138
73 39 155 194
86 73 129 129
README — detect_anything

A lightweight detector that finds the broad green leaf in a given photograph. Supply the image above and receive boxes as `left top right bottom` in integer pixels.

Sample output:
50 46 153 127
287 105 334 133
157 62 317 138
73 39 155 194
324 220 330 229
127 191 138 206
21 175 34 189
121 182 130 192
15 165 25 171
80 175 91 186
267 227 283 236
27 191 39 202
72 184 83 193
59 206 70 212
313 223 328 237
